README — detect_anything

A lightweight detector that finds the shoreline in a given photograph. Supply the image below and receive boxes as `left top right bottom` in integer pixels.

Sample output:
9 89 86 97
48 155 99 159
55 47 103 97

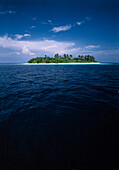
24 62 100 65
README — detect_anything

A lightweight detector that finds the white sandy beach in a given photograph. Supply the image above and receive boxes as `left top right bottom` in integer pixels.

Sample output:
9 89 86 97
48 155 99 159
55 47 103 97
24 62 100 65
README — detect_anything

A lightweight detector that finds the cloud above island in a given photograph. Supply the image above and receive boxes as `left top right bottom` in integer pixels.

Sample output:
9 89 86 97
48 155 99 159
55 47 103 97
0 35 80 56
0 35 118 63
0 35 101 57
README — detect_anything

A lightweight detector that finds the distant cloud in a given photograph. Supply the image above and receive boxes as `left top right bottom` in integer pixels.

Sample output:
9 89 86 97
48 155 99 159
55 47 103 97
51 25 72 33
48 20 52 23
14 34 31 40
84 45 100 49
85 17 92 21
76 22 82 26
0 10 16 15
14 34 23 39
51 17 92 33
30 26 36 29
41 20 53 25
76 17 92 26
8 10 16 14
6 51 21 55
32 17 37 20
24 34 31 37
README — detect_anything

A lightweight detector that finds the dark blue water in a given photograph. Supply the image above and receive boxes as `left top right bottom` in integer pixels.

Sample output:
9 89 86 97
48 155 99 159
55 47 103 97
0 64 119 170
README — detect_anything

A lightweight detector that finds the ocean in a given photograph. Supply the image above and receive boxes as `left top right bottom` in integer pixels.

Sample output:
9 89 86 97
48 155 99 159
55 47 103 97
0 63 119 170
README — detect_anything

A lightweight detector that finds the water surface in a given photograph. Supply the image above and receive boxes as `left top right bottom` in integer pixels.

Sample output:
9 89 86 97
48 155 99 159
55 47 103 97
0 64 119 170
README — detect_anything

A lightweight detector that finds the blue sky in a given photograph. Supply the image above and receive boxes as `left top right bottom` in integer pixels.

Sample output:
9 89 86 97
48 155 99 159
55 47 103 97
0 0 118 62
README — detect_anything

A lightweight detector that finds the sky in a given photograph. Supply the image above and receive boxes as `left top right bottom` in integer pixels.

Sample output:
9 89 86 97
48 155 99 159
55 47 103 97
0 0 118 63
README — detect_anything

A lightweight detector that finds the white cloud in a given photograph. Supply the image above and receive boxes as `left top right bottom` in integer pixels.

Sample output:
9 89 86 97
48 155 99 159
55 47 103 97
8 10 16 14
14 34 31 40
0 35 102 58
51 17 92 33
84 45 100 49
51 25 72 33
24 34 31 37
16 52 21 55
76 17 92 26
48 20 52 23
14 34 23 39
22 46 35 56
0 35 80 56
76 22 82 25
30 25 36 29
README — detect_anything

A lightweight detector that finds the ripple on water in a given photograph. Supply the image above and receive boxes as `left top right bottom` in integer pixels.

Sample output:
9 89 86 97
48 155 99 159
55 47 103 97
0 64 119 170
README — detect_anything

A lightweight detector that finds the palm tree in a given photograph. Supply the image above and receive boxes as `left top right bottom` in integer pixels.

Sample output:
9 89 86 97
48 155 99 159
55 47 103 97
63 54 66 59
81 55 84 60
78 55 81 60
66 54 69 59
91 56 95 61
54 54 59 59
69 55 73 60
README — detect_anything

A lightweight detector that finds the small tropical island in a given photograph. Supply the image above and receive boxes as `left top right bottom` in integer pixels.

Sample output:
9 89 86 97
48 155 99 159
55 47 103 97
28 54 98 64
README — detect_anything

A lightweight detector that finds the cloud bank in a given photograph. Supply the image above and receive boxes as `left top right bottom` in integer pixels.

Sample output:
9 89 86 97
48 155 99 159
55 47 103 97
1 35 117 63
0 35 80 56
0 35 102 59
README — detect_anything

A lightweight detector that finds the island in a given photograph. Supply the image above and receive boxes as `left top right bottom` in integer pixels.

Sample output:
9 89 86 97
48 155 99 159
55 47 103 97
28 54 98 64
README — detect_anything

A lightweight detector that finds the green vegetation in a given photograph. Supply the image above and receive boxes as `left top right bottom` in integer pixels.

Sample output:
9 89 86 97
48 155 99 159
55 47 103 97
28 54 98 63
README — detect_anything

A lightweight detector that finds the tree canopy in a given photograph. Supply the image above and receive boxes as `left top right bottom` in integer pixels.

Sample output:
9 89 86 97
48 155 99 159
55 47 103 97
28 54 97 63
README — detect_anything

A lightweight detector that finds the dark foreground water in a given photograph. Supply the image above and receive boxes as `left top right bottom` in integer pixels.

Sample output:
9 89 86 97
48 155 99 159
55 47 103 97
0 64 119 170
